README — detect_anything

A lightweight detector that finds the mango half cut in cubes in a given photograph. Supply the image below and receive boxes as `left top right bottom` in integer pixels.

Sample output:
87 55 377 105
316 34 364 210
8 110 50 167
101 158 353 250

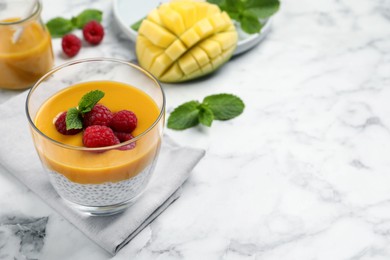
136 0 238 83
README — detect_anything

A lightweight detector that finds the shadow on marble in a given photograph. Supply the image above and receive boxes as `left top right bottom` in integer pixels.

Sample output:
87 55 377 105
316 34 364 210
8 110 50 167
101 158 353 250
0 215 48 260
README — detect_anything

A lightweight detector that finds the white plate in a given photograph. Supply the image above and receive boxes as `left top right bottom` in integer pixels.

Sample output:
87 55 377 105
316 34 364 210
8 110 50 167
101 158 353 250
112 0 271 56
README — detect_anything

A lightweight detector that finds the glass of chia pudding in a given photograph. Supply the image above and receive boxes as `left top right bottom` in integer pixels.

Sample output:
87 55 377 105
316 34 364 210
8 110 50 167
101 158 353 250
26 58 165 216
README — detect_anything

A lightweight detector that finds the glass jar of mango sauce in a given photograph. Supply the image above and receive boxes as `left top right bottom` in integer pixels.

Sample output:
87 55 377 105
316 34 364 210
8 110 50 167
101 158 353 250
0 0 54 90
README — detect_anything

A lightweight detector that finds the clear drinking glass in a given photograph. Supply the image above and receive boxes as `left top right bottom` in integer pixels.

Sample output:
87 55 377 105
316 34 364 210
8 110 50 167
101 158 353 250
0 0 54 90
26 58 165 216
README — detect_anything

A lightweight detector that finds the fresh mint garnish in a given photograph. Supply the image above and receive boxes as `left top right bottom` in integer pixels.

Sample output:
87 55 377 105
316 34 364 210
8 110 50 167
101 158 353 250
246 1 280 19
46 18 74 38
240 12 263 34
72 9 102 29
78 90 105 114
167 101 200 130
203 93 245 120
198 105 214 127
207 0 280 34
167 94 244 130
66 107 83 130
46 9 103 38
65 90 105 130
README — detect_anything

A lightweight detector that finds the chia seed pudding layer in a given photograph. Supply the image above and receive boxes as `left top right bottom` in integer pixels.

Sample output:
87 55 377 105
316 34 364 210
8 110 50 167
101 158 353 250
48 163 155 206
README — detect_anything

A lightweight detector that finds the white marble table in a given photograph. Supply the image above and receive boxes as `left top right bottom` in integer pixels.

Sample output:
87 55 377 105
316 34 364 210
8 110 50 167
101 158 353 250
1 0 390 259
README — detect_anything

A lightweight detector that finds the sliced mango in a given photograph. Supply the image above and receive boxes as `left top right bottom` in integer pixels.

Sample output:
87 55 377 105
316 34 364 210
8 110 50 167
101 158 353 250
160 63 184 82
170 1 197 29
178 52 200 75
138 20 176 48
147 8 163 25
136 0 238 83
158 4 186 36
180 28 201 48
209 31 237 50
196 2 220 20
150 53 173 78
139 37 164 69
165 39 187 61
191 46 210 67
193 18 214 39
199 39 222 59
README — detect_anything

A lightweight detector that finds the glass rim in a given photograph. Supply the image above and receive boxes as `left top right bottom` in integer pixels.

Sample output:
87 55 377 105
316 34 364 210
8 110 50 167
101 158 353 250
0 0 42 26
25 57 166 152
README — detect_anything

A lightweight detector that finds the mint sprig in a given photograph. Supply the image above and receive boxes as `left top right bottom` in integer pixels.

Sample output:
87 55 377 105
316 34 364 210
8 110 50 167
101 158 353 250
207 0 280 34
167 101 200 130
167 94 244 130
66 107 83 130
72 9 103 29
46 18 74 38
65 90 105 130
198 105 214 127
203 94 245 120
78 90 105 114
46 9 103 38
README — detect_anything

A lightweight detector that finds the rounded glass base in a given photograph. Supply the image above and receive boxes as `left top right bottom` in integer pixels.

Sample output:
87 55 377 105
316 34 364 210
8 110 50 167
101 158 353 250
46 160 158 216
62 193 143 216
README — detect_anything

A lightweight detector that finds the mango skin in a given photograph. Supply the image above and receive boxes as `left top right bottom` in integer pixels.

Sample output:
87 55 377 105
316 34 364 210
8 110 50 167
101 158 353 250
136 0 238 83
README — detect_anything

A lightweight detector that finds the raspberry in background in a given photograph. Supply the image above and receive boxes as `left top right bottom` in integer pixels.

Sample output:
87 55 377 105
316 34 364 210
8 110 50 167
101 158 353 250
83 104 113 127
61 34 82 57
110 110 138 133
55 111 82 135
83 20 104 45
83 125 120 148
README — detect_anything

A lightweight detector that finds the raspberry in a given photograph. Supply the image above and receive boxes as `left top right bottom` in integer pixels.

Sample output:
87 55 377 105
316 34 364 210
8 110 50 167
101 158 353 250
83 125 120 148
114 132 136 150
114 132 134 142
83 104 113 128
54 111 82 135
83 21 104 45
61 34 82 57
110 110 137 133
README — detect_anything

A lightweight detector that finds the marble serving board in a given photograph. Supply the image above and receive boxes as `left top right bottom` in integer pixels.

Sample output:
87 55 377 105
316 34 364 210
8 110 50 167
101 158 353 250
1 0 390 259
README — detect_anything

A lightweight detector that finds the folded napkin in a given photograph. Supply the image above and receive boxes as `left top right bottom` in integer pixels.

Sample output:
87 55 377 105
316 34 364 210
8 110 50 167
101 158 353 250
0 91 205 255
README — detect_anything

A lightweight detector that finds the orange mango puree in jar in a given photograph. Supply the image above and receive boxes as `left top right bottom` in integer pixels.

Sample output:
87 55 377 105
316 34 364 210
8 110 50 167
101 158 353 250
34 81 162 184
0 18 54 90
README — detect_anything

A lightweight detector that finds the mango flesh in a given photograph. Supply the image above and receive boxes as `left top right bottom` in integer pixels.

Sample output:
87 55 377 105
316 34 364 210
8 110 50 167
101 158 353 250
136 1 238 83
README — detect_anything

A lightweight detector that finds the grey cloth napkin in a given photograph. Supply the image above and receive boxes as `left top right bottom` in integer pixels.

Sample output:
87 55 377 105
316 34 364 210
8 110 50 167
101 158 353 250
0 91 205 255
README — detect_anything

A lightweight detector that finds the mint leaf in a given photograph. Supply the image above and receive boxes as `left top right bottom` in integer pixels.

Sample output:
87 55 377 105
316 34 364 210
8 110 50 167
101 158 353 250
225 0 245 12
46 9 103 37
203 94 244 120
66 107 83 130
167 101 200 130
207 0 279 34
240 12 263 34
247 6 279 19
207 0 225 5
72 9 102 29
168 94 244 131
46 17 74 38
225 10 240 21
199 106 214 127
78 90 105 114
246 0 280 18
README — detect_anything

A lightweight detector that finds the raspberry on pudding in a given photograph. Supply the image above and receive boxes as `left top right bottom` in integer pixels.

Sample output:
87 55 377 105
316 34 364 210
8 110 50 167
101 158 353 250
83 104 113 128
